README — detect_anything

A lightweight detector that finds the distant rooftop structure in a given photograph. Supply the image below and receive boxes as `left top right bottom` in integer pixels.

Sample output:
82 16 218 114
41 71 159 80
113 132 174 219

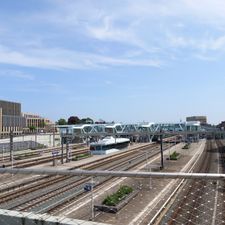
186 116 207 125
95 119 106 124
217 121 225 130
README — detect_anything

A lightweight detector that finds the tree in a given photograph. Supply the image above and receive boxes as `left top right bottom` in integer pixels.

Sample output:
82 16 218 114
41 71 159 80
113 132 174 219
68 116 80 125
29 125 36 132
56 118 67 125
80 117 94 124
40 121 46 128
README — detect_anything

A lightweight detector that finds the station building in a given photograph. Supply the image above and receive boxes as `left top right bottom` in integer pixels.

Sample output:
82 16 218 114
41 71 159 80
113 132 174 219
0 100 26 136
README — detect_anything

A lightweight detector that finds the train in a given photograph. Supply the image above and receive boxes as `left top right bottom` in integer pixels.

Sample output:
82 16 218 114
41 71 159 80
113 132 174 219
90 136 130 154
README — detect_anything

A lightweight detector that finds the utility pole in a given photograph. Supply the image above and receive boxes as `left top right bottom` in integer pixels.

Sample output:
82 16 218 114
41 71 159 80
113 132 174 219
53 125 55 147
160 129 164 169
66 137 70 162
35 130 37 149
10 130 13 162
86 136 89 147
66 128 70 163
61 138 64 164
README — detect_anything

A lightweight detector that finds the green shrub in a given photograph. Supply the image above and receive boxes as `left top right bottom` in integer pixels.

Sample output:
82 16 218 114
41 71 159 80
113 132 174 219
182 143 190 149
170 151 180 160
102 185 133 206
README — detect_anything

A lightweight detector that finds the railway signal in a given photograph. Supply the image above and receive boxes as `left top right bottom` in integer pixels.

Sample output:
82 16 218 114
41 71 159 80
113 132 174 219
52 150 59 166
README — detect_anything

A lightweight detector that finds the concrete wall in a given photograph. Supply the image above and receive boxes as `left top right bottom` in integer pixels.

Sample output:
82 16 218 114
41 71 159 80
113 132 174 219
0 134 61 152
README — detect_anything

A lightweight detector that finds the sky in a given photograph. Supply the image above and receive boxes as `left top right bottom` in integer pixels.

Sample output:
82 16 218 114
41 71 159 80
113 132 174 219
0 0 225 124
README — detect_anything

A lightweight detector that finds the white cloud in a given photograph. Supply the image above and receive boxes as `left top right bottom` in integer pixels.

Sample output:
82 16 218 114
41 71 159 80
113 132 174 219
2 0 225 68
0 69 34 80
87 16 145 49
167 33 225 52
0 45 161 70
194 54 217 61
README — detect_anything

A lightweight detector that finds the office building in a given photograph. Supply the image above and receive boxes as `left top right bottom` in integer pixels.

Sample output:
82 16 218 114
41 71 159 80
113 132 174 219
0 100 26 136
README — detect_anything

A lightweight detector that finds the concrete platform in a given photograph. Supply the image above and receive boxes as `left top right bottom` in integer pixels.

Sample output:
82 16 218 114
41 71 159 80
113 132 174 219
0 209 109 225
32 143 152 169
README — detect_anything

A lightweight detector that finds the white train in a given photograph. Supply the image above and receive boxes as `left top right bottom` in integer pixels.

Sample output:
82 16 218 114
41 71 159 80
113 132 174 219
90 136 130 154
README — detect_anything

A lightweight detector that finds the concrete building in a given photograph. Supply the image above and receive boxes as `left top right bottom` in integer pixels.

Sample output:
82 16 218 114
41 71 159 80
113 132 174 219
0 100 26 136
22 113 54 132
186 116 207 125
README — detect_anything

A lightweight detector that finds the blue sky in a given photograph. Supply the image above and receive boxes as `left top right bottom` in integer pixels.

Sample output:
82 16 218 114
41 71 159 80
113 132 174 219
0 0 225 124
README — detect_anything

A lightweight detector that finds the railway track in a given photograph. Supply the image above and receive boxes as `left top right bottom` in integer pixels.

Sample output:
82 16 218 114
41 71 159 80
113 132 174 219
0 145 88 168
0 142 174 214
157 139 225 225
0 144 155 194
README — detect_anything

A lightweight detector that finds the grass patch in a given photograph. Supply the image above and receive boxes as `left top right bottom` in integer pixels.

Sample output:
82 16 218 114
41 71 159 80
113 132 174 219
14 152 41 160
182 143 190 149
102 185 133 206
72 153 91 161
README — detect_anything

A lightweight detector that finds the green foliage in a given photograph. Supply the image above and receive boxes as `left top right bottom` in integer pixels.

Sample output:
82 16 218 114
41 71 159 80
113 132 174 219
68 116 80 125
80 117 94 124
102 185 133 206
29 125 36 131
72 153 90 161
170 151 180 160
182 143 190 149
57 118 67 125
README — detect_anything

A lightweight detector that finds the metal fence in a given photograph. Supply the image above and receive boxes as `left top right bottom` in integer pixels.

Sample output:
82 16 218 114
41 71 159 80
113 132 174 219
0 168 224 225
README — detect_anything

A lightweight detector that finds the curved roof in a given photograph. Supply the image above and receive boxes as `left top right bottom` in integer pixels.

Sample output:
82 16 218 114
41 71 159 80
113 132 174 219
90 136 130 146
